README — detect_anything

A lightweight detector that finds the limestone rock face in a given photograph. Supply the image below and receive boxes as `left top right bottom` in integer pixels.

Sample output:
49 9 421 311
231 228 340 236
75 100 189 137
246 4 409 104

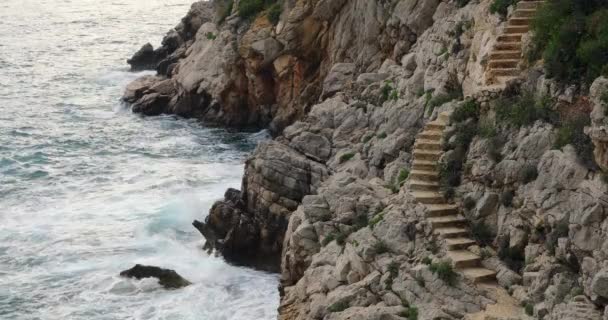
588 77 608 171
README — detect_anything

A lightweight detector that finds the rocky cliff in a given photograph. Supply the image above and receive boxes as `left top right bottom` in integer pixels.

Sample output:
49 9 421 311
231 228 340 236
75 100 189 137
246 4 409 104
125 0 608 319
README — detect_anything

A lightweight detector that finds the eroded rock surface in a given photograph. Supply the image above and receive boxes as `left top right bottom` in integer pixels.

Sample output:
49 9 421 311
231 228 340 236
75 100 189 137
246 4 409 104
120 264 191 289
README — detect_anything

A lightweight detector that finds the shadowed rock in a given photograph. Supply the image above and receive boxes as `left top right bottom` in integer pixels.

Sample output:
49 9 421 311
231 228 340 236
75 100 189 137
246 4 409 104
120 264 191 289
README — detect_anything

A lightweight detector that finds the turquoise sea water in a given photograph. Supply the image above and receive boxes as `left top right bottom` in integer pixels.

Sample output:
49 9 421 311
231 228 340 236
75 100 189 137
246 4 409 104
0 1 278 319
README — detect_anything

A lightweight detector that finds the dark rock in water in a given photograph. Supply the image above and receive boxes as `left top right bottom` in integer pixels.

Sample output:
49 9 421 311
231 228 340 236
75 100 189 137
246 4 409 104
120 264 191 289
127 43 167 71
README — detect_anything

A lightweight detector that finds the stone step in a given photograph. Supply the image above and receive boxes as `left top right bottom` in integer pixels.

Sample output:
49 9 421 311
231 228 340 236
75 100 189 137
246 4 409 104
414 139 442 151
412 191 445 205
513 8 537 18
509 17 532 26
490 68 519 77
445 237 477 250
409 169 439 182
413 149 442 162
435 226 469 238
425 121 446 131
460 267 497 283
438 112 451 123
409 179 439 192
428 215 466 228
417 130 443 140
426 204 459 217
504 25 529 34
488 59 519 69
489 50 521 60
448 250 481 268
517 0 545 10
497 34 523 42
412 159 438 171
494 41 522 51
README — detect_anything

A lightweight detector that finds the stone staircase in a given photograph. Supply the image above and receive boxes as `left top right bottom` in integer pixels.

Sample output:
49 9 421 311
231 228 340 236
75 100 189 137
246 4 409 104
409 112 496 284
485 0 545 86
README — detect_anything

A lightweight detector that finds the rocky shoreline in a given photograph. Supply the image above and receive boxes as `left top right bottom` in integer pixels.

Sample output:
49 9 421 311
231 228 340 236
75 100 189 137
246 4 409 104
124 1 608 319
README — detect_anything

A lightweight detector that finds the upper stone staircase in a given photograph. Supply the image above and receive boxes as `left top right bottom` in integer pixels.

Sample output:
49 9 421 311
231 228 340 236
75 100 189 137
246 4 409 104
485 0 545 86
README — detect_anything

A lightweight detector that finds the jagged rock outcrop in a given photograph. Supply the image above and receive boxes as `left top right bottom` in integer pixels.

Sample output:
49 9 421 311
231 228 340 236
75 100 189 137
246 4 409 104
588 77 608 172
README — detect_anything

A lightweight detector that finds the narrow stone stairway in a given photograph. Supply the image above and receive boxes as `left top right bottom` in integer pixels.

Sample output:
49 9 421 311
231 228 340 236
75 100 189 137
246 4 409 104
410 113 530 319
486 0 545 86
410 112 496 283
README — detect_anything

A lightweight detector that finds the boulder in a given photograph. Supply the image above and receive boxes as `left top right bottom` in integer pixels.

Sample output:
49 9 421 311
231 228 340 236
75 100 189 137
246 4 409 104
120 264 191 289
127 43 167 71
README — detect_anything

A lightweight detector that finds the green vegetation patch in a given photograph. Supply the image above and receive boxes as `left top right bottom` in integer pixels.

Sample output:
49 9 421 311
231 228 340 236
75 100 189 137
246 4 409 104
429 262 458 286
529 0 608 83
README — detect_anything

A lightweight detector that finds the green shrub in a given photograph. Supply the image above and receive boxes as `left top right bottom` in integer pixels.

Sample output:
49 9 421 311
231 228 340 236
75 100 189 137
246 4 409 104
369 213 384 229
471 222 494 246
353 213 369 230
463 197 476 210
398 306 418 320
500 189 515 207
373 240 390 255
490 0 520 16
487 136 504 163
456 0 472 8
218 0 234 24
495 91 555 128
415 275 425 287
422 257 433 265
429 262 458 286
339 152 355 163
238 0 265 19
381 81 393 102
530 0 608 83
524 303 534 316
546 221 570 254
328 300 349 313
451 100 479 123
322 233 336 246
385 261 400 288
554 114 597 168
335 230 350 246
397 169 410 187
378 132 387 139
238 0 281 20
478 120 497 138
266 2 282 24
205 32 217 40
521 164 539 184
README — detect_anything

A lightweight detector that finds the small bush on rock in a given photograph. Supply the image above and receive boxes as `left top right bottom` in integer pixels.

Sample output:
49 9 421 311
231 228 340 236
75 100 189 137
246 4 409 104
463 197 476 210
429 262 458 286
398 306 419 320
451 100 479 123
471 222 494 246
369 213 384 229
373 240 390 255
500 189 514 207
495 91 555 128
521 164 539 184
397 169 410 187
524 303 534 316
266 2 282 24
328 301 349 313
322 233 335 246
490 0 520 17
339 152 355 163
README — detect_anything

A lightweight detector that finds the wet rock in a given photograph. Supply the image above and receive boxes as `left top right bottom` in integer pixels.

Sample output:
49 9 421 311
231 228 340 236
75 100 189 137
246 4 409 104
131 93 170 116
120 264 191 289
